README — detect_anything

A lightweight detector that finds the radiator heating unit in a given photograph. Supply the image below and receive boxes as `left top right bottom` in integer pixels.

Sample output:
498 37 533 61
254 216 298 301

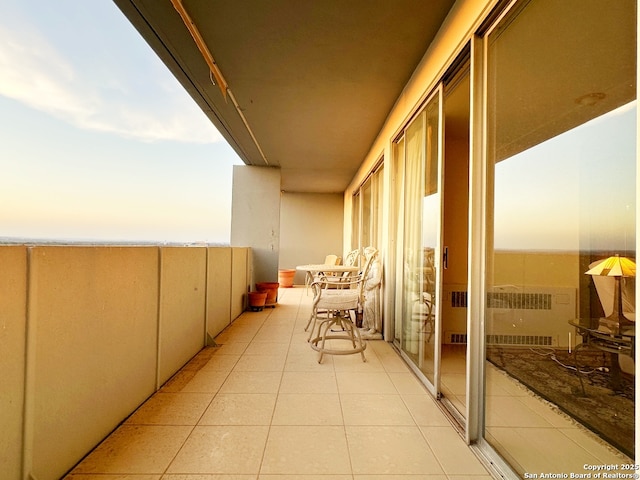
442 285 577 347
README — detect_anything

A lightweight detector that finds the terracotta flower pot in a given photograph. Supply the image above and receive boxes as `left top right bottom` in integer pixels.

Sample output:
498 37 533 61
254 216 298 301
247 291 268 311
278 269 296 288
256 282 279 306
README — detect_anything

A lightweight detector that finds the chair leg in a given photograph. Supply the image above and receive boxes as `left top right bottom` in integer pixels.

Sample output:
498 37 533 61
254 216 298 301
309 308 366 363
307 308 328 341
351 320 367 362
343 316 357 349
318 317 334 364
306 306 322 340
305 307 315 335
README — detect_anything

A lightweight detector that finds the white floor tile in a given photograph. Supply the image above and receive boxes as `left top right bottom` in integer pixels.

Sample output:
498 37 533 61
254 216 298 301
199 393 276 425
272 393 343 425
346 426 444 475
68 288 517 479
71 425 192 474
261 426 351 475
166 426 269 474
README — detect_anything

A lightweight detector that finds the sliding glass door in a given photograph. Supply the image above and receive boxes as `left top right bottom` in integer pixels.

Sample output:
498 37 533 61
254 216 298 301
399 88 443 392
482 0 636 473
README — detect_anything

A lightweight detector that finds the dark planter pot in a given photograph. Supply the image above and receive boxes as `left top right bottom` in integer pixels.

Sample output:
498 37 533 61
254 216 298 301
247 291 268 311
256 282 279 307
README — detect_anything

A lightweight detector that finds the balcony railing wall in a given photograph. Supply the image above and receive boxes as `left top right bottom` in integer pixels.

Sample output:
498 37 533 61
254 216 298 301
0 244 250 480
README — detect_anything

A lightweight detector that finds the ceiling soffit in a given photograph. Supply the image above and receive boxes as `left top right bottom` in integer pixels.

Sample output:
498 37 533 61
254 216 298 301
490 0 637 162
116 0 456 193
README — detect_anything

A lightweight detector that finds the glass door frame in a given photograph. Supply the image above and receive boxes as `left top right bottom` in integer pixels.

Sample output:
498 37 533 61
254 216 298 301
467 5 521 475
395 84 445 399
468 0 638 475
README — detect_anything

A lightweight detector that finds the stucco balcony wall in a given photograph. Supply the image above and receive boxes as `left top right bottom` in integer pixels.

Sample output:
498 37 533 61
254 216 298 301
0 244 250 480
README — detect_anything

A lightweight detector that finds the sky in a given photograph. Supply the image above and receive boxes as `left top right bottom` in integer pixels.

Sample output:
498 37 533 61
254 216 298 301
494 101 637 252
0 0 243 244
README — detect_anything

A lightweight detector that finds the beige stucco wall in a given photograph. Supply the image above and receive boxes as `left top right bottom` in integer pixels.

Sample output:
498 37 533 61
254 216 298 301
158 247 207 386
231 165 281 283
207 247 233 337
1 244 248 480
0 246 27 480
231 247 250 319
28 246 159 478
280 192 344 285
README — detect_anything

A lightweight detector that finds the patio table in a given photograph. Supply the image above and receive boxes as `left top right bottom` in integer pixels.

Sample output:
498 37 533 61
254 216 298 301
296 264 359 291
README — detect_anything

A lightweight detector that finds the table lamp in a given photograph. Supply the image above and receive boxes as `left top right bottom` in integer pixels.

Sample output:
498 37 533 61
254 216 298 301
585 254 636 331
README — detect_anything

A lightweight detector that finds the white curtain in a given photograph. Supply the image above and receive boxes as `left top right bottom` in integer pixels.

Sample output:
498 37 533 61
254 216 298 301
400 93 440 379
402 111 425 354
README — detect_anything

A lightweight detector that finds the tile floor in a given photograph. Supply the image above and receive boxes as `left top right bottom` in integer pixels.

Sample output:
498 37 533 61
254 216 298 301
483 361 633 476
438 344 633 477
65 286 493 479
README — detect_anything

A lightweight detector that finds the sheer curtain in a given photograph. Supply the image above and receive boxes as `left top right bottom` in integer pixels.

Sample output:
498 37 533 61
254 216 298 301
402 111 425 355
421 96 441 382
393 138 405 343
399 92 441 380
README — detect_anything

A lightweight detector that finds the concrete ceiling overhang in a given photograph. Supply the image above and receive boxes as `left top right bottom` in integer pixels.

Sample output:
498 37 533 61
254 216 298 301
489 0 637 164
114 0 456 193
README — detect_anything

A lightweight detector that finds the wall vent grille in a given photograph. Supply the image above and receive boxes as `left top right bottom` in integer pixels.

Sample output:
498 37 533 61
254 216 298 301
486 334 553 346
450 290 468 308
445 333 554 346
486 292 552 310
448 332 468 344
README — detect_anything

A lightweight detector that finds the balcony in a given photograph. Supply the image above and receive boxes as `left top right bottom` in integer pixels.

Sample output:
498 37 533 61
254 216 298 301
3 244 632 479
2 244 250 479
65 284 492 477
2 243 492 479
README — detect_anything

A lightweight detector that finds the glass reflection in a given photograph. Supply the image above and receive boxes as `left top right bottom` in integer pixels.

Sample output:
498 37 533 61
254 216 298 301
484 0 636 473
401 93 441 384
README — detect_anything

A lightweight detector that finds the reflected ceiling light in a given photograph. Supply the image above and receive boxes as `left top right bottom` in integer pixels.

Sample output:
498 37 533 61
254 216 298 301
575 92 606 106
585 254 636 331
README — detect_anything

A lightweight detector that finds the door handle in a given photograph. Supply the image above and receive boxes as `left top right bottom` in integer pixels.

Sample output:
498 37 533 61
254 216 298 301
443 246 449 269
